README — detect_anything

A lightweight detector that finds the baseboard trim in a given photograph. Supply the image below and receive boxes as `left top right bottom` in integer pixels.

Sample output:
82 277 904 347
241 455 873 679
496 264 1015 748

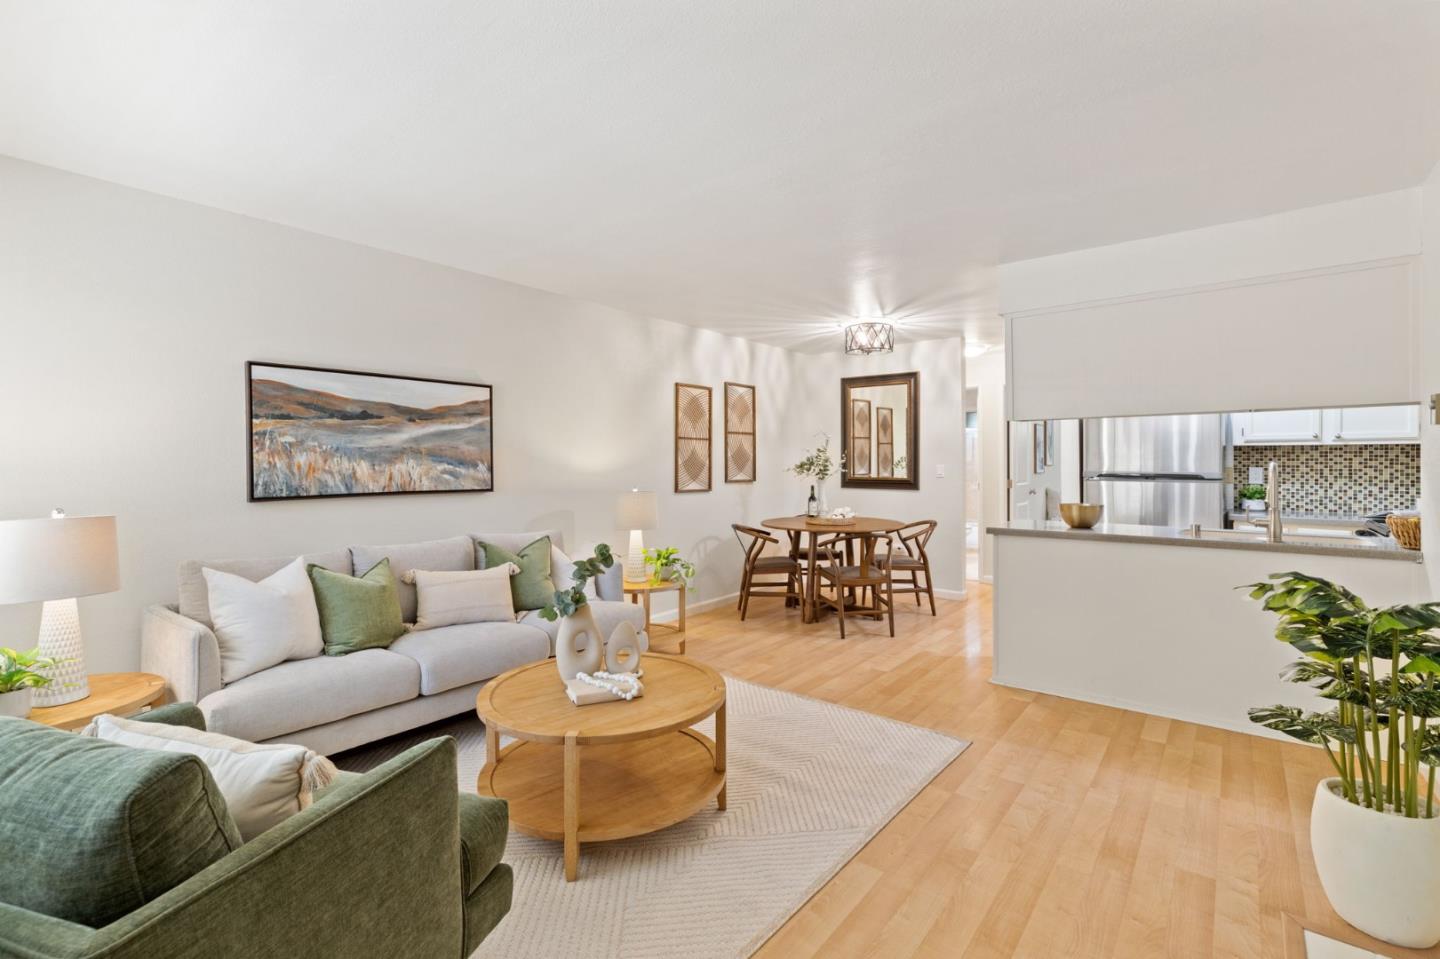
934 587 968 600
646 591 740 624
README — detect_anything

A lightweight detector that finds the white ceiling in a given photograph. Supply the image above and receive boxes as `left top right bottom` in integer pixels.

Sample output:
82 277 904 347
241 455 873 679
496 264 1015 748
2 1 1437 352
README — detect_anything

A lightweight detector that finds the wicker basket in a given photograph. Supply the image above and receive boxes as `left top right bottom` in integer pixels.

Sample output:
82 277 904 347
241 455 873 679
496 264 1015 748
1387 514 1422 550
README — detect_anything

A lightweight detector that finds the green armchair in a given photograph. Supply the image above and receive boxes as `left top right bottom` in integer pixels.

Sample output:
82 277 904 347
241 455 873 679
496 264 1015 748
0 704 511 959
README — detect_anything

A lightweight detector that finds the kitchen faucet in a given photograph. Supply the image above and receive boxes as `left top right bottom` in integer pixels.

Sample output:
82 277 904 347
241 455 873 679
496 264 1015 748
1263 460 1282 543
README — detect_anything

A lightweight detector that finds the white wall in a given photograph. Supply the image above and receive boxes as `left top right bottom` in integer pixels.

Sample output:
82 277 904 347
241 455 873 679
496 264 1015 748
0 158 802 672
1423 159 1440 600
782 338 969 595
966 350 1007 581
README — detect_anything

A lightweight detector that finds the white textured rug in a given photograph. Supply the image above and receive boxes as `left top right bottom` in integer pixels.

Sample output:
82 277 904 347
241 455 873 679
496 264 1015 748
336 677 967 959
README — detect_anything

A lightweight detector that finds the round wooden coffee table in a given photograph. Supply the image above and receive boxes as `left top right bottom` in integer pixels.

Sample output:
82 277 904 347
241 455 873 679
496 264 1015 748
475 653 726 881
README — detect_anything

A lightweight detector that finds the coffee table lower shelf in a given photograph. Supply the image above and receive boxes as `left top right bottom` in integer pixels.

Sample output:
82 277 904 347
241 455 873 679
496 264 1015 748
478 729 725 875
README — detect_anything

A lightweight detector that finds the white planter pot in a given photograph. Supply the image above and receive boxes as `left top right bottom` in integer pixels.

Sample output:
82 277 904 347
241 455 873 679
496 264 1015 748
1241 499 1266 511
555 605 604 681
0 688 34 719
1310 778 1440 949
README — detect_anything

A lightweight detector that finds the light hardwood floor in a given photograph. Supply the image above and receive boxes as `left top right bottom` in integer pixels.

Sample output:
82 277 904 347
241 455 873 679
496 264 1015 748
683 585 1437 959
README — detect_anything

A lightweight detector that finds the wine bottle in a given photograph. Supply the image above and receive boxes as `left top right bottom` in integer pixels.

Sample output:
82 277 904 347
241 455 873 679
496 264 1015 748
807 484 819 517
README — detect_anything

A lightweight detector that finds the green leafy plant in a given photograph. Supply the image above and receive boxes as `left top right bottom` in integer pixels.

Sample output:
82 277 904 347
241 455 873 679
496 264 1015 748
643 546 696 588
538 544 615 621
0 647 62 694
1239 483 1267 501
787 435 845 481
1243 572 1440 819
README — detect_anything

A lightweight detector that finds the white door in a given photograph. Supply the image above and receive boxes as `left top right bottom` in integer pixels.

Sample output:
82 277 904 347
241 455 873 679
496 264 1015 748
1009 422 1040 520
1237 409 1323 443
1325 405 1420 442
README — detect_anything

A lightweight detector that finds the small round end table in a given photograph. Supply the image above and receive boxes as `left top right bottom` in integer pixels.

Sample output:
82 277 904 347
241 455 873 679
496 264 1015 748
28 672 166 731
623 578 687 653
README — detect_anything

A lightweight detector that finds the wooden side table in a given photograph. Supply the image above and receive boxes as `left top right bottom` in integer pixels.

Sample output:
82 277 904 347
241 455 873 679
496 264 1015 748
28 672 166 731
623 578 687 654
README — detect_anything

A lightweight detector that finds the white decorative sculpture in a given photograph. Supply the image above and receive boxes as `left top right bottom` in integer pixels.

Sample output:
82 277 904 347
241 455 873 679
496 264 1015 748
555 604 604 680
604 620 644 675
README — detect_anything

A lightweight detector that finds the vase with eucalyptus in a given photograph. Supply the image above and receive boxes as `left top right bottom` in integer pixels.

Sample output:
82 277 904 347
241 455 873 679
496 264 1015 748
541 545 615 681
1244 571 1440 948
787 435 844 514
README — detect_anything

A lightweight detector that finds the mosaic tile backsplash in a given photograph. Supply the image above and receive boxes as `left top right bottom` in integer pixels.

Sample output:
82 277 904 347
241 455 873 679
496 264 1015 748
1233 444 1420 516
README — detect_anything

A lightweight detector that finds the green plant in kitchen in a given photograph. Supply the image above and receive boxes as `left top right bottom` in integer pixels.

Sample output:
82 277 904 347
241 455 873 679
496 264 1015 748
643 546 696 588
538 544 614 621
1244 572 1440 817
1239 483 1267 508
0 646 62 694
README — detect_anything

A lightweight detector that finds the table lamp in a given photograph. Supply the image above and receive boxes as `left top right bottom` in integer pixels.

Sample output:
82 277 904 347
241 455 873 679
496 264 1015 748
615 489 658 583
0 510 120 706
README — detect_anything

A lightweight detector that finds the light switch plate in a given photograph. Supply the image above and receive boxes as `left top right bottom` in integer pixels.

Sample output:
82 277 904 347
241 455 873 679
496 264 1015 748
936 464 945 478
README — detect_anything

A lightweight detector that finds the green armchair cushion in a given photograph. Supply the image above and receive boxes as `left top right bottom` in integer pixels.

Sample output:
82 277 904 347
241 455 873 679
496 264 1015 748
457 792 509 895
0 718 242 928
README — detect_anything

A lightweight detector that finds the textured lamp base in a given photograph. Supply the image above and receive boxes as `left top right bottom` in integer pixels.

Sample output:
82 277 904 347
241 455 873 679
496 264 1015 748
625 529 647 583
32 597 89 707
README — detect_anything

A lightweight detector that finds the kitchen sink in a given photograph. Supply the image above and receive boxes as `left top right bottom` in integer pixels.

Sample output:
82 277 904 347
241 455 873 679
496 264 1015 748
1178 527 1381 548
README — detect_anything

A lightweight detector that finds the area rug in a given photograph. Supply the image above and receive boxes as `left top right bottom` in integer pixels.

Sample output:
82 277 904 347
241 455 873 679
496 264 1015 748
336 677 968 959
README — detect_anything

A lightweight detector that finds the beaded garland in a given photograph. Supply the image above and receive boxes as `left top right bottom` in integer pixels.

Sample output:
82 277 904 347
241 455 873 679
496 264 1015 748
574 670 645 701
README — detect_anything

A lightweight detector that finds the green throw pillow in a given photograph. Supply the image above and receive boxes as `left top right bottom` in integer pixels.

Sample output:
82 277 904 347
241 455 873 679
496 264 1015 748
309 558 406 655
479 536 553 611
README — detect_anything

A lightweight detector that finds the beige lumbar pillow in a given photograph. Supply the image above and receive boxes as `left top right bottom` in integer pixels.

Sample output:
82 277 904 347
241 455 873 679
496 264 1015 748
83 714 337 842
404 563 519 630
203 556 324 683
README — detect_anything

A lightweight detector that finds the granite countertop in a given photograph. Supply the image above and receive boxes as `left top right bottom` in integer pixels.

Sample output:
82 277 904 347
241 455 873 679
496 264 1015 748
988 520 1421 563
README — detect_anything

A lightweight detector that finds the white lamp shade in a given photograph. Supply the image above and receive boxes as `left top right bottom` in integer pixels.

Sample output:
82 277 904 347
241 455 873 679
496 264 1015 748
0 515 120 604
615 490 658 531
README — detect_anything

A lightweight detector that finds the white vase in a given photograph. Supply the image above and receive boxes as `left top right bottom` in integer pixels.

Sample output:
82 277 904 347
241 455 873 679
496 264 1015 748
555 605 604 680
0 688 34 719
604 621 644 674
815 477 829 514
1310 778 1440 949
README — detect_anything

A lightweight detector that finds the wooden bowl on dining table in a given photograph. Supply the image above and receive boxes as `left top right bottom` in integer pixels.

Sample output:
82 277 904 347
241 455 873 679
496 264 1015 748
1059 503 1103 529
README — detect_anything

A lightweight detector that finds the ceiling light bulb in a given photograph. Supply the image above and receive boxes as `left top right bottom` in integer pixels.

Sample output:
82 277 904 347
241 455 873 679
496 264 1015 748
964 343 991 358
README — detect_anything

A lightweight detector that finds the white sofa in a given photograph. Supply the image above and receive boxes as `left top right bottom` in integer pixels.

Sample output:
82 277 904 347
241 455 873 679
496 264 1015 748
140 530 645 754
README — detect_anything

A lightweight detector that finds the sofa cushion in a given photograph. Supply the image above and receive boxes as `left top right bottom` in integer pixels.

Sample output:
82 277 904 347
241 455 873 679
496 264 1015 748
310 559 407 656
350 535 476 623
477 536 554 612
204 557 325 682
388 622 550 696
0 718 242 928
199 649 421 743
179 547 351 629
517 600 648 657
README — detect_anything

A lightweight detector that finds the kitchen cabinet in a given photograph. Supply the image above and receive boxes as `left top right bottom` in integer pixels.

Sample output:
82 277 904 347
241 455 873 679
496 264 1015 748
1232 406 1419 445
1233 409 1322 443
1324 406 1420 442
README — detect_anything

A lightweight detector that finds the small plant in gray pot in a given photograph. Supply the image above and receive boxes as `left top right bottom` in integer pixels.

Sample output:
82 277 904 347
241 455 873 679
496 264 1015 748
0 647 64 719
1245 572 1440 948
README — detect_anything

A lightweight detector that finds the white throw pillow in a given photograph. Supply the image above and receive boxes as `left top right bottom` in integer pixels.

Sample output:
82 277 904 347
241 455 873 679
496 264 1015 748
82 713 337 842
405 564 519 629
203 557 324 683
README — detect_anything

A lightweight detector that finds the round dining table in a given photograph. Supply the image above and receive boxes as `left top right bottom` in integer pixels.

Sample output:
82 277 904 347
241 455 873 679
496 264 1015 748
761 515 907 623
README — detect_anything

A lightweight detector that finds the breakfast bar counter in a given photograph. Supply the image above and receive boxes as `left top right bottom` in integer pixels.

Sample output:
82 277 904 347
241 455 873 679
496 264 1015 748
989 519 1421 562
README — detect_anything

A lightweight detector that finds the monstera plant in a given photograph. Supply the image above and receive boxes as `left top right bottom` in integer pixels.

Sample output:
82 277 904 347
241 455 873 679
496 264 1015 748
1244 571 1440 948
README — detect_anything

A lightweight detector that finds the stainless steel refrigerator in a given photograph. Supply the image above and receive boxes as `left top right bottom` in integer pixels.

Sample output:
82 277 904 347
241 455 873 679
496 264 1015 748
1082 414 1227 529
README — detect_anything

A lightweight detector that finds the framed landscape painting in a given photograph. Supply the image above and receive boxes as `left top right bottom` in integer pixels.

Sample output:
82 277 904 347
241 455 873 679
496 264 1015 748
248 362 493 501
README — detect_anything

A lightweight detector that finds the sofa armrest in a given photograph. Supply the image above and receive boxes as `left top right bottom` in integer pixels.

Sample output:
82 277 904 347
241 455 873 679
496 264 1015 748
85 739 467 959
134 702 208 731
141 605 222 705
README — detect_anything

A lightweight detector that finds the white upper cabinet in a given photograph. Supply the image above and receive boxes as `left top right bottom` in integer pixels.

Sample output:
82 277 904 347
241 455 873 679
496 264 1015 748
1325 406 1420 442
1234 409 1322 443
1232 406 1419 444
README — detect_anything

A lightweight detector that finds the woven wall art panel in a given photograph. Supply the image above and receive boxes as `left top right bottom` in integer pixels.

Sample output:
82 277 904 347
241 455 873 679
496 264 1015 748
675 383 712 492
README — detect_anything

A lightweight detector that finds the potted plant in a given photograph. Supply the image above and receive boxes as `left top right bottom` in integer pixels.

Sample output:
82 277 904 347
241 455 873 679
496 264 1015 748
0 647 64 719
643 546 696 587
787 434 846 514
1244 572 1440 948
1239 483 1267 511
540 545 617 680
